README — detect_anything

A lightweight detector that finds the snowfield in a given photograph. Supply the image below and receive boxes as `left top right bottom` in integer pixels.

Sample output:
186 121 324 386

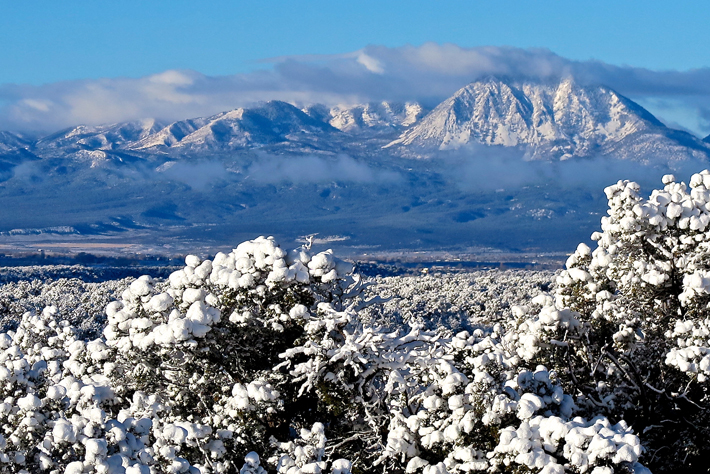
4 171 710 473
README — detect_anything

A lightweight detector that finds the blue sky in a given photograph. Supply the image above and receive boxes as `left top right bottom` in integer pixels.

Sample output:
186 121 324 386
3 1 710 134
3 0 709 84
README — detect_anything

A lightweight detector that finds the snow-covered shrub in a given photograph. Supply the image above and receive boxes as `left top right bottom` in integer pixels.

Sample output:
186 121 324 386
0 276 132 339
0 237 358 473
521 171 710 472
0 306 154 473
378 331 644 474
98 237 359 472
278 299 647 474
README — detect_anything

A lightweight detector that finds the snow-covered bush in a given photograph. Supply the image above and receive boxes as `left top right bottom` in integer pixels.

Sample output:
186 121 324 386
278 299 647 473
0 276 132 338
99 237 361 473
0 237 359 473
519 171 710 472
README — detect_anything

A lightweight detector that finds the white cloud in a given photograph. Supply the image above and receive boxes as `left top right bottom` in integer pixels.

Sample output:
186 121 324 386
21 99 52 112
3 44 710 135
245 154 402 184
149 70 196 86
357 53 385 74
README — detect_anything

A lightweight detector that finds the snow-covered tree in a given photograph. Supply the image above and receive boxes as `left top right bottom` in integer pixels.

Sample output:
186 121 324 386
0 237 359 473
524 171 710 472
99 237 359 472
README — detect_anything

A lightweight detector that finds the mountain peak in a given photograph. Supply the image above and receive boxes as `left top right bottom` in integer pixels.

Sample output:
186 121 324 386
384 76 702 161
131 101 341 152
35 119 167 152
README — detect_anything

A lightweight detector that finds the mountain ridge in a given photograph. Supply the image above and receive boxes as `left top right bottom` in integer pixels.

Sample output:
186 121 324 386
384 77 709 161
0 77 708 163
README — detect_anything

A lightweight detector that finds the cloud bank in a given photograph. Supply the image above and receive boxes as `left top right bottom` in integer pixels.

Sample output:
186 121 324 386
4 44 710 135
150 154 401 189
440 144 710 195
245 154 401 184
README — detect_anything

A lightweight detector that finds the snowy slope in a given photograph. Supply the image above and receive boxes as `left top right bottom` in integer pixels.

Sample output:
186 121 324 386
35 119 165 153
0 131 32 154
304 102 426 134
386 77 710 161
133 101 342 152
129 118 208 150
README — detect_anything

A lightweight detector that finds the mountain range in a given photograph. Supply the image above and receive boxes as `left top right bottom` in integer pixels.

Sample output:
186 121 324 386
2 76 710 164
1 76 709 257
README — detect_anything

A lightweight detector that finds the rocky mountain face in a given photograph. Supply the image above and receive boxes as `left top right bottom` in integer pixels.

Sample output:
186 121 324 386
35 120 166 155
131 101 343 152
303 102 427 135
385 77 710 161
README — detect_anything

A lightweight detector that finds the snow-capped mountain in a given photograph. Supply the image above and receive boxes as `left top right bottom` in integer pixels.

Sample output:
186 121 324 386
385 77 710 161
129 118 208 150
303 102 426 134
132 101 341 152
1 79 709 163
35 119 166 154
